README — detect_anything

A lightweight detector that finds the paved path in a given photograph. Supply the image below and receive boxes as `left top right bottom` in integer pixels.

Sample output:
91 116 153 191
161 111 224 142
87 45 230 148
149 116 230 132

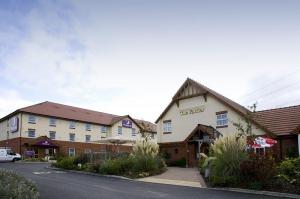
0 162 282 199
138 167 206 188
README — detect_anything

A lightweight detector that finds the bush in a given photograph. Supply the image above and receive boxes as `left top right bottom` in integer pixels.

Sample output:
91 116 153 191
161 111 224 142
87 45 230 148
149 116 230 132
99 156 133 176
0 170 39 199
277 157 300 186
240 153 276 188
56 157 76 170
209 134 248 186
168 158 186 167
74 154 90 165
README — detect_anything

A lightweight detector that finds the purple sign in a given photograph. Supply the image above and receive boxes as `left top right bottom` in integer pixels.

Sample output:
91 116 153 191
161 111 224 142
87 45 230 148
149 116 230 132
36 140 55 147
122 119 132 128
9 116 19 133
25 150 35 158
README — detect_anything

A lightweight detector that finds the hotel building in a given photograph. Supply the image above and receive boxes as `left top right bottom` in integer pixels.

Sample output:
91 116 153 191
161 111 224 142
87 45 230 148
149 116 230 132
0 101 156 158
156 78 300 167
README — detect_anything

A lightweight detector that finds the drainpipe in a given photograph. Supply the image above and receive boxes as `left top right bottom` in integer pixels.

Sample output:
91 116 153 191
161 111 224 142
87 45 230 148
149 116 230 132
298 134 300 157
19 113 23 155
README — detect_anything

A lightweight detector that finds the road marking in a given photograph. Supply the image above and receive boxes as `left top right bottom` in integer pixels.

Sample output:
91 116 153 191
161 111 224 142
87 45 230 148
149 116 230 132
33 171 66 175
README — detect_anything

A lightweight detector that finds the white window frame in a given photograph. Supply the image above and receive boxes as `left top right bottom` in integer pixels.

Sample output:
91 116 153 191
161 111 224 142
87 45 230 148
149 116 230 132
69 148 75 157
163 120 172 133
118 126 122 135
69 133 75 141
132 128 136 136
69 121 76 129
86 123 91 131
85 135 91 142
28 115 36 124
49 131 56 140
101 126 107 133
49 118 56 126
28 129 35 138
216 112 228 127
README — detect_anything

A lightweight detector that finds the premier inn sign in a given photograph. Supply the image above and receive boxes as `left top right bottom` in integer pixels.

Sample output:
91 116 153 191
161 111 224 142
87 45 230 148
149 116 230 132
180 105 205 116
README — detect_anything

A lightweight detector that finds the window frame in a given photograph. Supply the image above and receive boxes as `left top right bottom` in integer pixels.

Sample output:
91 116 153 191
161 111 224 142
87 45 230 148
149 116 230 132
85 123 92 131
69 148 75 157
49 131 56 140
69 133 75 141
49 118 56 127
132 128 136 136
101 126 107 133
85 135 91 142
216 111 228 128
118 126 122 135
28 115 36 124
163 120 172 134
28 129 36 138
69 121 76 129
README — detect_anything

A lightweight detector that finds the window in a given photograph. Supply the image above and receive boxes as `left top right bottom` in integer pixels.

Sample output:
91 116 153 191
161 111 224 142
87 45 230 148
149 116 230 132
151 133 155 139
28 115 36 124
49 118 56 126
69 148 75 157
216 111 228 127
86 123 91 131
28 129 35 138
163 120 172 133
101 126 107 133
132 128 136 136
118 126 122 135
69 133 75 141
85 135 91 142
49 131 56 140
69 121 76 129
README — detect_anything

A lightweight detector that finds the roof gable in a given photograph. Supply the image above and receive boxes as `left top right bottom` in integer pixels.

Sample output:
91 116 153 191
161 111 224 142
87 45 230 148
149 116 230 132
155 78 273 135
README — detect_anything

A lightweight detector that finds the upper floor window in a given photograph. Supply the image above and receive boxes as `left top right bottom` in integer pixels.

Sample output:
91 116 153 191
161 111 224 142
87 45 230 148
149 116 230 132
118 126 122 135
132 128 136 136
69 133 75 141
49 118 56 126
163 120 172 133
28 115 36 124
28 129 36 138
101 126 107 133
69 121 76 129
151 133 155 139
85 135 91 142
49 131 56 140
216 111 228 128
86 123 92 131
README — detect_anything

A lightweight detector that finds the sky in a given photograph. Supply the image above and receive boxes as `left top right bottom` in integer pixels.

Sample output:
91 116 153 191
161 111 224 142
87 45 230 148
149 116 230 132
0 0 300 122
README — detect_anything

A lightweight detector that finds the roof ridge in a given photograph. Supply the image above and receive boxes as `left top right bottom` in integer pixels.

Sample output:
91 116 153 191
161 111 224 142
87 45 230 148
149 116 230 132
256 104 300 113
41 101 120 117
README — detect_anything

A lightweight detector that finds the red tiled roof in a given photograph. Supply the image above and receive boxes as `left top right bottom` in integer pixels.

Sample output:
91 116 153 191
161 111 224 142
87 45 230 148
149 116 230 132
1 101 157 132
253 105 300 135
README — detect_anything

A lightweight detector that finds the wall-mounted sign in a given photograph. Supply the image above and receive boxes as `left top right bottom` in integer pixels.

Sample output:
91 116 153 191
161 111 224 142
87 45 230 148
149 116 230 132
9 116 19 133
122 119 132 128
180 105 205 116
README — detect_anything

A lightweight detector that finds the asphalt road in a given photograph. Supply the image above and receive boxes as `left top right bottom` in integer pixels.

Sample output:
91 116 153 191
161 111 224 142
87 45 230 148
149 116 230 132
0 162 281 199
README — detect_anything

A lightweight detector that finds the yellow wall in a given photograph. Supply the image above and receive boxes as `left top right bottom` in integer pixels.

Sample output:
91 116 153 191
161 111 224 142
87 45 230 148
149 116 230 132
111 117 142 139
157 94 265 143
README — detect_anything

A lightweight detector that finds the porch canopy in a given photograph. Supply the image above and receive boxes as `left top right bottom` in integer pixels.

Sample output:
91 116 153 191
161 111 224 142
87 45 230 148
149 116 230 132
24 136 58 148
185 124 222 144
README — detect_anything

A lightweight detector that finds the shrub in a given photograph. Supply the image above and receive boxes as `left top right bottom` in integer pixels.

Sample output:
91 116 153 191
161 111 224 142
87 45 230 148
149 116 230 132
132 136 159 157
74 154 90 165
56 157 76 170
0 169 39 199
168 158 186 167
209 134 248 186
240 153 276 188
277 157 300 186
99 156 134 176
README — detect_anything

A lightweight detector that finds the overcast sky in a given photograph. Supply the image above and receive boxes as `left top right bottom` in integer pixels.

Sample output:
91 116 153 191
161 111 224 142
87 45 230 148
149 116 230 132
0 0 300 122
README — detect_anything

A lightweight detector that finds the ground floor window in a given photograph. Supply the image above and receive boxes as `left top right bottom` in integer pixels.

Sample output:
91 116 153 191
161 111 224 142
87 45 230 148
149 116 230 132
69 148 75 157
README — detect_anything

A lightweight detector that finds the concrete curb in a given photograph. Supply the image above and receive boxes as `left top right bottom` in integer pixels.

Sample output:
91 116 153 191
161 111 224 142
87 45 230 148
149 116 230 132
206 187 300 199
47 166 133 181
